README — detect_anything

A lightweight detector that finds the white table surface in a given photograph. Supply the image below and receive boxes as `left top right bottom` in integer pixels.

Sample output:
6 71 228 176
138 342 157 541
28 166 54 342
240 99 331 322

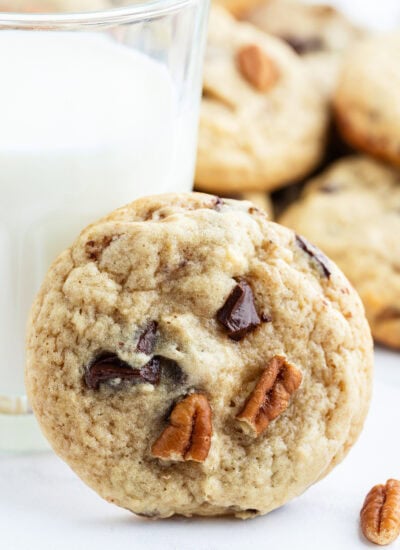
1 347 399 550
1 2 400 550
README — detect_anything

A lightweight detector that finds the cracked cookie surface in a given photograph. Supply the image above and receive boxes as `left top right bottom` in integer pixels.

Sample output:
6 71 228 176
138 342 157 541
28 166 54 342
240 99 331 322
280 156 400 350
26 192 373 518
195 7 328 193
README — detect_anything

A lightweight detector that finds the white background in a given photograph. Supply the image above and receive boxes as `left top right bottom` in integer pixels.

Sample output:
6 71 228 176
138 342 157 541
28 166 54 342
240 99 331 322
1 1 400 549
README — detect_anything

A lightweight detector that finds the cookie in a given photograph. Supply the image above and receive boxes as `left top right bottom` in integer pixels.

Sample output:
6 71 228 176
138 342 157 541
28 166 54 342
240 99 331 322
244 0 364 98
26 193 373 519
280 156 400 349
214 0 263 17
334 33 400 167
195 7 328 194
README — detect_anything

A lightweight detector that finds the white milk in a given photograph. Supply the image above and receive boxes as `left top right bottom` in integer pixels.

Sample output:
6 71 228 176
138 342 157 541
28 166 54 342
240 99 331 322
0 31 195 410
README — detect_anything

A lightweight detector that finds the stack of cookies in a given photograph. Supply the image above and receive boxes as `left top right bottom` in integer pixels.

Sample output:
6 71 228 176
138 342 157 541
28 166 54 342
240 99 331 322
197 0 400 351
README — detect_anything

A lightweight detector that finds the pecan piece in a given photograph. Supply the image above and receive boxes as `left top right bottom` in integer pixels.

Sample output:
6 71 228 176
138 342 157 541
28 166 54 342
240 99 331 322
236 355 302 436
151 393 212 462
236 44 279 92
360 479 400 546
217 280 261 341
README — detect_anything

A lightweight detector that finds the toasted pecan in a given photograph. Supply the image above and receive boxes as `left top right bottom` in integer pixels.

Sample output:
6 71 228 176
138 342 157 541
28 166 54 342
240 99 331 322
236 355 302 436
237 44 279 92
151 393 212 462
360 479 400 546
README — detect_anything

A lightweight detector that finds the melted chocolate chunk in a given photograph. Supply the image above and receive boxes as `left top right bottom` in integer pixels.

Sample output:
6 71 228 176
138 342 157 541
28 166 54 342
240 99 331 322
85 353 160 390
217 280 261 341
158 357 186 384
136 321 158 355
296 235 331 279
282 35 324 55
140 356 162 384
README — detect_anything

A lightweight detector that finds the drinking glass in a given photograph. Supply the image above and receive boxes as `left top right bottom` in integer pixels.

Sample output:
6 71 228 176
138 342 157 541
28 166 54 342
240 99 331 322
0 0 209 451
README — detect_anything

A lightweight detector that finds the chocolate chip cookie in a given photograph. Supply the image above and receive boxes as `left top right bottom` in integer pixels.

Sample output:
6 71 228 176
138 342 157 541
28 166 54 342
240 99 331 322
280 156 400 349
195 6 328 194
26 193 373 518
244 0 365 98
334 33 400 167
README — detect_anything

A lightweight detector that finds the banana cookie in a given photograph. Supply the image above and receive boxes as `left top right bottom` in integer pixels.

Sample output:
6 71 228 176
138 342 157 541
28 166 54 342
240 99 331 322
196 7 327 194
334 33 400 167
280 156 400 349
244 0 364 98
27 193 373 518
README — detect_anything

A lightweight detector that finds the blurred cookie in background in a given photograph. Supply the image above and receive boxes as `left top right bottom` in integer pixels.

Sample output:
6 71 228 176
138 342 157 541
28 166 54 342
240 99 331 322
335 33 400 168
221 191 274 217
196 7 328 194
236 191 273 216
213 0 264 17
243 0 366 98
271 180 305 220
280 156 400 349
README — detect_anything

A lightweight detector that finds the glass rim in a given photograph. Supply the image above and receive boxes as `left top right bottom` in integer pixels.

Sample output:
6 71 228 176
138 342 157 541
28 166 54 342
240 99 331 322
0 0 194 29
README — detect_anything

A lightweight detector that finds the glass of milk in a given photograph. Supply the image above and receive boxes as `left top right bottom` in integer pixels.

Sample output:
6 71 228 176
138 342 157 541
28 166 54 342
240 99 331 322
0 0 209 451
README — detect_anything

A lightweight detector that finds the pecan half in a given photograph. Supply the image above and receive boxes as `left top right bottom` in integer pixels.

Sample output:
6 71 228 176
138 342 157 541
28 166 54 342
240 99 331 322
236 356 302 436
360 479 400 546
151 393 212 462
236 44 279 92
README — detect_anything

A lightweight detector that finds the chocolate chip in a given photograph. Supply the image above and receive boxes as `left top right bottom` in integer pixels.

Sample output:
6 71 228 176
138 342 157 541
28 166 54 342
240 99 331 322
157 357 186 384
217 280 261 341
136 321 158 355
85 353 160 390
140 357 162 385
296 235 331 279
282 35 324 55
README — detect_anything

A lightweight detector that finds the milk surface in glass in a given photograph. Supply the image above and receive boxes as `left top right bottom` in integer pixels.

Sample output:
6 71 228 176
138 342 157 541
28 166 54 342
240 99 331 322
0 30 195 418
